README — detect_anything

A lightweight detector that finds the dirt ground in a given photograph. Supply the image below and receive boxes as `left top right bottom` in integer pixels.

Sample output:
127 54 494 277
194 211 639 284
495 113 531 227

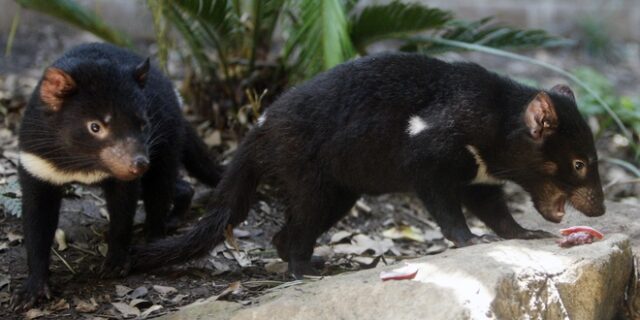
1 16 639 319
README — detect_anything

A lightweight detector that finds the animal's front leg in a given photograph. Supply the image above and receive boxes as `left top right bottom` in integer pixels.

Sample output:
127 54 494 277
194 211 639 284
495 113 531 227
100 179 140 278
11 167 63 310
416 181 498 247
461 185 555 239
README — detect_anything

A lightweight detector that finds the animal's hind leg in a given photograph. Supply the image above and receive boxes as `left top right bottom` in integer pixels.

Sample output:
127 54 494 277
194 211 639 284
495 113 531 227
272 185 357 278
166 178 194 231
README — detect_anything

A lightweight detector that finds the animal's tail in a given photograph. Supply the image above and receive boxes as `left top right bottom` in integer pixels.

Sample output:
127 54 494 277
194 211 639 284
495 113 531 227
181 124 223 187
132 140 260 270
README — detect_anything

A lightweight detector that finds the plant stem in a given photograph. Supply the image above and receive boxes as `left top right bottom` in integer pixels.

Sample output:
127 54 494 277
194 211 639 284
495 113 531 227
4 6 20 57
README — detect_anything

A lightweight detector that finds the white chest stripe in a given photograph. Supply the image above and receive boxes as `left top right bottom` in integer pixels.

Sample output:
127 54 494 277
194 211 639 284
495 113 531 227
465 145 502 185
407 116 429 136
20 152 110 185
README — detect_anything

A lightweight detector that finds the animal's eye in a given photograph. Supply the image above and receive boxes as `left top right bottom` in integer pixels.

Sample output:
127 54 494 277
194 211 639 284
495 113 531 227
88 122 101 134
573 160 585 171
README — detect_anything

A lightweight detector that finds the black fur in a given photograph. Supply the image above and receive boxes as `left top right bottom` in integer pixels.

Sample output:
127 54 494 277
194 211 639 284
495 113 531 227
12 43 223 309
133 53 605 277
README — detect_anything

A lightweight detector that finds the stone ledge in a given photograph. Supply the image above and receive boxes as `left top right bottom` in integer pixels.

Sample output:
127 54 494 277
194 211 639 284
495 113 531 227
163 233 632 320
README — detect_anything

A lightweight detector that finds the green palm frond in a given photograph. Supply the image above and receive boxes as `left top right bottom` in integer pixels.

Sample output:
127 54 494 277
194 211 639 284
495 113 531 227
285 0 355 79
248 0 286 71
349 1 452 54
15 0 130 46
168 0 240 78
401 17 569 54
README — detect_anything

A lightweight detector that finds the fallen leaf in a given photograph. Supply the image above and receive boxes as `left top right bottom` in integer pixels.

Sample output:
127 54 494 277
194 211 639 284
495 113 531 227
171 294 188 303
230 249 251 267
423 229 444 241
97 243 108 257
99 208 109 221
208 258 231 275
426 242 448 255
50 298 69 311
380 265 419 281
140 304 163 318
382 225 425 242
204 130 222 147
74 298 98 313
54 229 68 251
25 308 48 319
115 285 133 297
355 199 372 213
129 286 148 299
233 228 251 238
153 285 177 295
330 231 352 244
312 245 333 258
7 231 23 243
264 260 288 274
112 302 140 317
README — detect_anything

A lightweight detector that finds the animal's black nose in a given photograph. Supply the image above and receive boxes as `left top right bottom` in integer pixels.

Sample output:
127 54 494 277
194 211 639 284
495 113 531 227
129 156 149 176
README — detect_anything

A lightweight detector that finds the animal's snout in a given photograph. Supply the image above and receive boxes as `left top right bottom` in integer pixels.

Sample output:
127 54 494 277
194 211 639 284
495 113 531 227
585 202 606 217
569 186 605 217
129 155 149 176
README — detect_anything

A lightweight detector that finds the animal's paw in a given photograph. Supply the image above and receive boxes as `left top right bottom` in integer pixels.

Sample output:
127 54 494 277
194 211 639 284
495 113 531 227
99 254 132 278
289 260 321 279
11 280 51 311
513 229 557 239
456 234 502 247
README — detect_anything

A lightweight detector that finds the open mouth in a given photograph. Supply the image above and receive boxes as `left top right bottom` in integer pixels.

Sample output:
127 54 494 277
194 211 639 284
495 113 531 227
546 196 566 223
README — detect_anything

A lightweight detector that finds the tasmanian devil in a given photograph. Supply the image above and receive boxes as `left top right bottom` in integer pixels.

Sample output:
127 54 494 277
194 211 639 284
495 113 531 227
12 43 223 309
132 53 605 277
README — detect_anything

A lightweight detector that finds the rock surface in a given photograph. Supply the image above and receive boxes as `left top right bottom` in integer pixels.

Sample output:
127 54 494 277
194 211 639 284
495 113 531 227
161 199 637 320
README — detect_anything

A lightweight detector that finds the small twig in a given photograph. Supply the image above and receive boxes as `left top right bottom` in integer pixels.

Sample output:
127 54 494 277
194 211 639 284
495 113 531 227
81 190 106 206
51 248 76 274
605 178 640 190
69 244 98 256
242 280 286 288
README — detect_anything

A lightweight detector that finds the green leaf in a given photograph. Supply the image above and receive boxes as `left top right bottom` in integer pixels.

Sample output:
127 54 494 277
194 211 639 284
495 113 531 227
402 18 569 54
15 0 130 46
350 1 452 54
286 0 355 79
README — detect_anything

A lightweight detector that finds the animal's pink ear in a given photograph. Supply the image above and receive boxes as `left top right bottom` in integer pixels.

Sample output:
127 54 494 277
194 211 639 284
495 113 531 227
550 84 575 102
524 92 558 141
40 67 76 112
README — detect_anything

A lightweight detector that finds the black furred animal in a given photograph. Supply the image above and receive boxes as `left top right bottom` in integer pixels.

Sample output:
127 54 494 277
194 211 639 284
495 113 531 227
12 43 223 309
133 53 605 277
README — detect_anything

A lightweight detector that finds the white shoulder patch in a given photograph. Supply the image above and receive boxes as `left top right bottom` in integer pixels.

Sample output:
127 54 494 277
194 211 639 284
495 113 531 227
407 116 429 136
465 145 502 185
257 112 267 127
20 152 110 185
174 88 184 109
